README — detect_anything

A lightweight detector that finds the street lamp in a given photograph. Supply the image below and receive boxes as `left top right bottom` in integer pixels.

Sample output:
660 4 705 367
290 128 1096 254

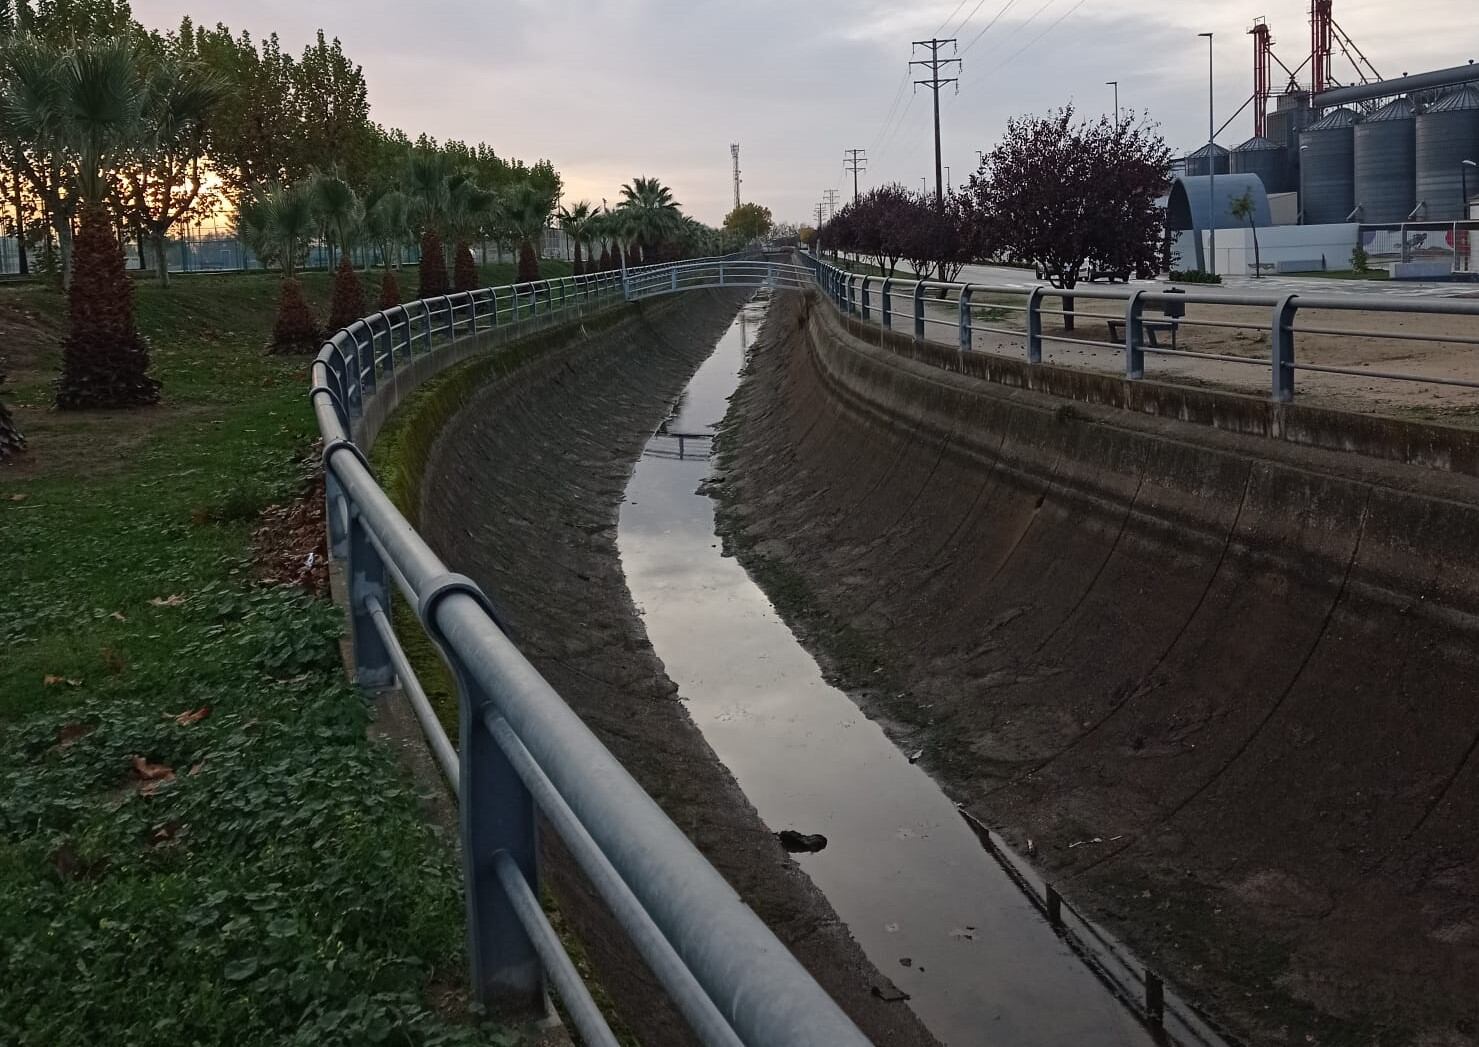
1199 32 1216 276
1463 159 1477 219
921 177 927 194
945 166 951 192
1106 80 1119 124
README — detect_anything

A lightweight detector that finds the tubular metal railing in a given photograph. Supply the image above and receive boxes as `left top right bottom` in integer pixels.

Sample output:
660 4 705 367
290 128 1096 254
804 252 1479 402
310 258 869 1047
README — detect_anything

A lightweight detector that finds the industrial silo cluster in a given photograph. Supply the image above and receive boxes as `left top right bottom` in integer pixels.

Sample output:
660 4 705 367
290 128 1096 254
1187 64 1479 225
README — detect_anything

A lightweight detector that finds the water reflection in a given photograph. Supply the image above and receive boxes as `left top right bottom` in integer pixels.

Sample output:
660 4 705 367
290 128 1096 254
618 296 1154 1047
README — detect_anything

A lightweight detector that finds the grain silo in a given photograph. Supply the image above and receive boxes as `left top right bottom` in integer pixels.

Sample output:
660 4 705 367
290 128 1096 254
1353 97 1417 223
1231 136 1291 193
1300 107 1359 223
1184 143 1230 177
1415 86 1479 220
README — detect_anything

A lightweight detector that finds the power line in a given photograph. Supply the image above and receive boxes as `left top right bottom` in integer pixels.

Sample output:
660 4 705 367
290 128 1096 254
870 66 913 156
991 0 1085 76
911 37 960 205
959 0 1020 55
967 0 1053 64
933 0 971 36
843 149 868 202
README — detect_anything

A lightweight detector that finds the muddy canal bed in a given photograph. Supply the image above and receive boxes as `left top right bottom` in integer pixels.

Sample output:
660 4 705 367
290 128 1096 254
619 297 1152 1046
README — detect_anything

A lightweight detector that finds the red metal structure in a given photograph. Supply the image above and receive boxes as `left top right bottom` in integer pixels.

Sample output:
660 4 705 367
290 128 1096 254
1250 18 1273 136
1310 0 1333 95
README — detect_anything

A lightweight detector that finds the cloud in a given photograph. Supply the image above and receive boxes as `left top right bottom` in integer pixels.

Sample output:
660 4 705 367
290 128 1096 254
131 0 1476 225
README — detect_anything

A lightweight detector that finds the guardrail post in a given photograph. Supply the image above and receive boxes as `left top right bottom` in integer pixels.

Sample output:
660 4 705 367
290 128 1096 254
420 588 544 1019
357 326 376 396
470 293 480 337
913 281 926 340
958 284 974 351
344 498 393 690
1027 286 1045 364
442 295 454 343
1125 289 1146 380
1271 293 1298 402
860 277 871 320
881 277 893 328
421 300 433 354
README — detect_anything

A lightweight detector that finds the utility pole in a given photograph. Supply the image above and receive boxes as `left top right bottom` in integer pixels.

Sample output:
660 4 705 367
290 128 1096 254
730 144 741 211
1106 80 1119 124
843 149 868 203
1199 32 1217 276
822 188 840 220
814 202 825 229
911 37 960 206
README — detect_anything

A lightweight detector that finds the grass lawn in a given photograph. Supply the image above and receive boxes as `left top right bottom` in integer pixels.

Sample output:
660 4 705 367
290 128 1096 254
0 260 567 1045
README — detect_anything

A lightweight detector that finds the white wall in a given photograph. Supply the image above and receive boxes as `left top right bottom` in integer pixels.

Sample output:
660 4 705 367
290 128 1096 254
1202 223 1360 275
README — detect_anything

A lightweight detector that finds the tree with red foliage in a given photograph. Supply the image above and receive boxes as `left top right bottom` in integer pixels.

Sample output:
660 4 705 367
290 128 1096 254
453 242 478 293
965 105 1170 328
896 190 974 283
418 230 449 297
820 184 913 276
379 270 402 310
327 256 367 331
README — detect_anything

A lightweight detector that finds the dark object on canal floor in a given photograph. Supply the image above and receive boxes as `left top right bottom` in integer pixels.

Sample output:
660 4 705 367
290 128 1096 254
870 975 911 1002
777 829 828 853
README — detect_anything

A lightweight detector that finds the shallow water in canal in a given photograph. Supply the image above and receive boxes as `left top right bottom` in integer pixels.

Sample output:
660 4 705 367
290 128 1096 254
618 296 1154 1046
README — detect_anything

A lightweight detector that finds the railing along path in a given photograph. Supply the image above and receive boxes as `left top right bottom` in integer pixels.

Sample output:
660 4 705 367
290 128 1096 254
314 251 1478 1046
805 253 1479 402
310 258 865 1047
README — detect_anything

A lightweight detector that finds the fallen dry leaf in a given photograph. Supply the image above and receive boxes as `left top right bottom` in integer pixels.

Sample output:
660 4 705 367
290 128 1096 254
131 755 175 794
56 723 94 749
148 594 187 608
109 611 127 622
7 493 28 502
172 706 210 727
42 675 82 688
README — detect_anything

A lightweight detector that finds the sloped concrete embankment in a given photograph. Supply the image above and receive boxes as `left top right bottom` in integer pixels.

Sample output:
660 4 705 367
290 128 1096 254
416 291 938 1047
716 291 1479 1045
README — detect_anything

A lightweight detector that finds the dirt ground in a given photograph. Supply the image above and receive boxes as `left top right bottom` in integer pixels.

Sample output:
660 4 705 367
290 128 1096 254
715 291 1479 1047
892 292 1479 419
417 292 939 1047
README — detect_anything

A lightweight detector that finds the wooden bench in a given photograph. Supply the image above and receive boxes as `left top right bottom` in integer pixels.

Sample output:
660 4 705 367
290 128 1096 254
1106 317 1179 349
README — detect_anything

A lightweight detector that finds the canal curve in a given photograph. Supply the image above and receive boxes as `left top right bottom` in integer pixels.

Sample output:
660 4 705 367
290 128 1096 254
618 296 1156 1046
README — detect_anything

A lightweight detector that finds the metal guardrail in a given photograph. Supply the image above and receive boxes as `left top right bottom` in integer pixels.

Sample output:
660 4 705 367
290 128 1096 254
803 253 1479 402
309 258 870 1047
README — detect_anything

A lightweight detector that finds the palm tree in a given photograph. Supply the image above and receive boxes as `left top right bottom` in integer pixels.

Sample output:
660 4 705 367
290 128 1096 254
558 200 594 275
308 168 362 268
44 39 160 408
618 176 681 264
1230 190 1262 278
237 180 321 352
362 188 409 270
502 182 554 284
309 170 367 329
446 175 495 292
403 149 451 296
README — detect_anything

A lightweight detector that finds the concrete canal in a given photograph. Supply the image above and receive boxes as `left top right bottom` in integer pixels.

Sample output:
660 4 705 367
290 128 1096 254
618 296 1155 1046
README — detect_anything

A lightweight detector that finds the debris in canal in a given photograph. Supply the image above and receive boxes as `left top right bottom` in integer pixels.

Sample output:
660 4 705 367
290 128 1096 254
776 830 828 853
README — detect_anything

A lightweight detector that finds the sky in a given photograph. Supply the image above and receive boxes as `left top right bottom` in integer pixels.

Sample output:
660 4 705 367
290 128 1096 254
129 0 1476 226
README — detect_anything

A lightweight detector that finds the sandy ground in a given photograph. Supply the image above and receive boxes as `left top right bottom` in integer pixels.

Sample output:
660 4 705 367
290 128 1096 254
835 259 1479 417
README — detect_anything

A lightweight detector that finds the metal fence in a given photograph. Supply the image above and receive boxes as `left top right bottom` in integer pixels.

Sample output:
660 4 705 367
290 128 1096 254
805 253 1479 402
0 227 575 278
311 257 869 1047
